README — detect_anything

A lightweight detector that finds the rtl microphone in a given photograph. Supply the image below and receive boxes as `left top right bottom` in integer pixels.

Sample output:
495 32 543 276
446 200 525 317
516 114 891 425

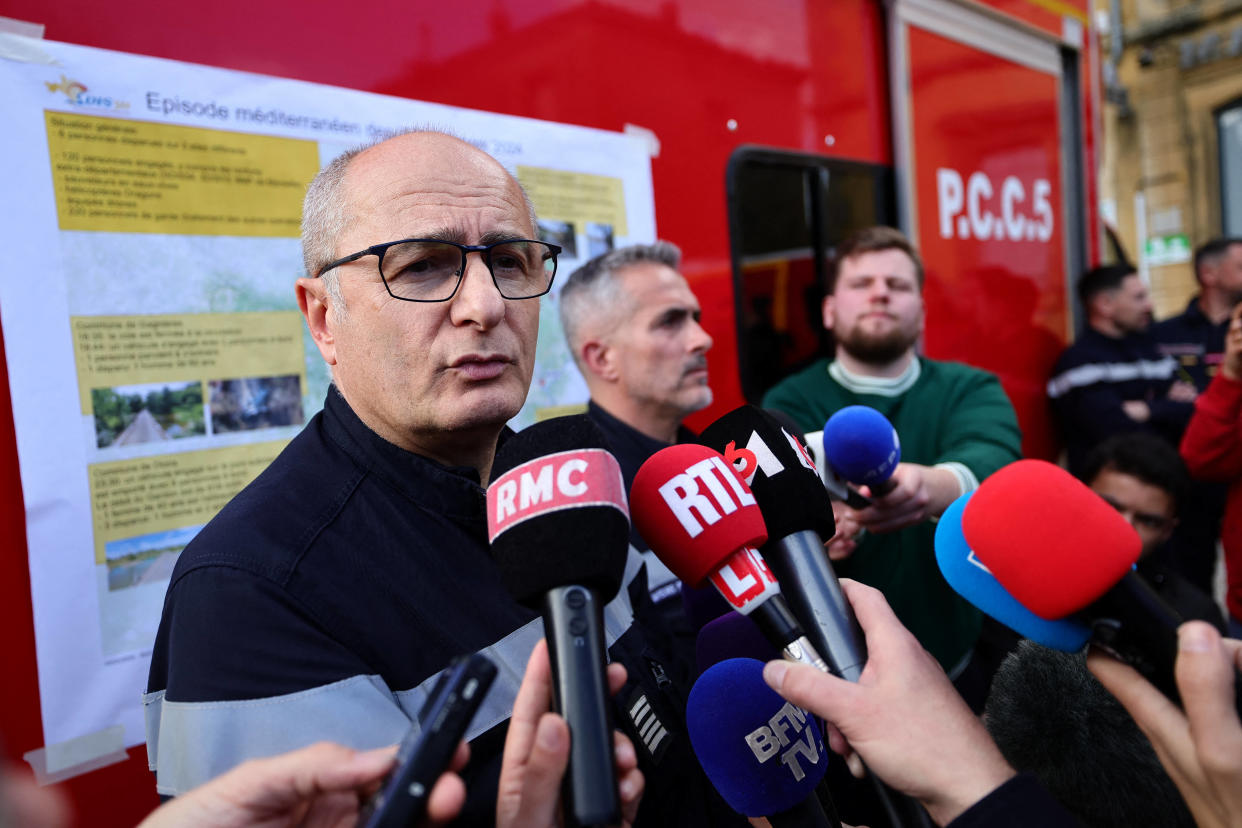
688 658 838 828
822 405 900 496
630 444 829 672
960 459 1240 709
700 405 866 682
488 415 629 826
934 490 1091 652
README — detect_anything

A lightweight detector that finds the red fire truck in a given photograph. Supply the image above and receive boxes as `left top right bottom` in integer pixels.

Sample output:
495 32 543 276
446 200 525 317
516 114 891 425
0 0 1096 822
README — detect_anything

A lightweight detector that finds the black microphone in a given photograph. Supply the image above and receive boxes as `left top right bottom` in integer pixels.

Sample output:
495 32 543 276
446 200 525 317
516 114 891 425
700 405 866 682
487 415 630 827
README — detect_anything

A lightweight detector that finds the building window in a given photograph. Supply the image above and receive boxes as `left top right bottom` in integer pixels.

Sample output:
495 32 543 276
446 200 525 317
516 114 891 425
726 147 894 402
1220 99 1242 236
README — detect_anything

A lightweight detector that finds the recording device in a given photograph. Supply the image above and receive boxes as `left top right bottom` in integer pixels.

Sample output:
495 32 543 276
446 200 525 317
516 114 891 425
960 459 1240 709
934 490 1091 652
359 653 497 828
630 443 829 672
699 405 866 682
822 405 901 496
687 658 837 828
488 414 630 826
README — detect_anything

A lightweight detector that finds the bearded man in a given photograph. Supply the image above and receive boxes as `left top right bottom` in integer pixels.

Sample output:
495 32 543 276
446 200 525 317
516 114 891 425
763 226 1021 693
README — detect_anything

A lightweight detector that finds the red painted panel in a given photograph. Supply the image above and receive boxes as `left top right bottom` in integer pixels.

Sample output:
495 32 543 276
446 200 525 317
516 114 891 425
0 2 892 823
907 26 1069 460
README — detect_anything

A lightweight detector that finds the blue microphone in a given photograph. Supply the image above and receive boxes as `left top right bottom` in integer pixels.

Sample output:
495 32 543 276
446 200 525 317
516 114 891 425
822 406 900 495
688 658 834 826
934 491 1090 652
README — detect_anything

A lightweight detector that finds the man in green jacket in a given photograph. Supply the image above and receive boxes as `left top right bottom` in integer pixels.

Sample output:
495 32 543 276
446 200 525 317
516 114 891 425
763 226 1021 695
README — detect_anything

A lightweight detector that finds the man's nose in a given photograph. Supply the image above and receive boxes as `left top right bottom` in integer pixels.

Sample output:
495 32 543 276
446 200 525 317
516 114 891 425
690 319 713 353
449 254 506 327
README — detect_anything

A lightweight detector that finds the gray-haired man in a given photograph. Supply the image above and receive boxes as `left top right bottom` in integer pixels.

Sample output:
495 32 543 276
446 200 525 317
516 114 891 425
559 243 714 598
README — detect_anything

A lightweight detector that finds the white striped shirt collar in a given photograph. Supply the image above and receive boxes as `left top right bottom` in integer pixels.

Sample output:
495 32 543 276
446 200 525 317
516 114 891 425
828 356 921 397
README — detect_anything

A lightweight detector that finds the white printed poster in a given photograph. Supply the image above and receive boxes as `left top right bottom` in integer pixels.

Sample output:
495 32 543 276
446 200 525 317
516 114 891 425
0 34 655 764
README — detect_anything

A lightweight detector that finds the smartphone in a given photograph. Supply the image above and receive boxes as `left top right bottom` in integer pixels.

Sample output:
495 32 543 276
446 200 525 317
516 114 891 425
359 652 498 828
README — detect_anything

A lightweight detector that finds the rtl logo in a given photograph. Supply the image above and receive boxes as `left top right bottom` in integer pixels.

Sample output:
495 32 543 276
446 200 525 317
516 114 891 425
657 454 756 538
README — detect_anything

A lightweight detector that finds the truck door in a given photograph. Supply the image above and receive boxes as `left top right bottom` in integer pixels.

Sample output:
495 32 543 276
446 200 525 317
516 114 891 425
888 0 1090 459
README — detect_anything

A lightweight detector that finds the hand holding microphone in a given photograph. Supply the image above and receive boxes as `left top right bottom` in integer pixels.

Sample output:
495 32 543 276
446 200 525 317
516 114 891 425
1087 622 1242 828
958 458 1242 710
497 639 644 828
762 579 1018 827
821 406 959 535
488 415 631 826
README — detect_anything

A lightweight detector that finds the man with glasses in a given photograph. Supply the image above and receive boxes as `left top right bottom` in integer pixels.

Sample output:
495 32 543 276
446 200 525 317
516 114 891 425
558 242 713 603
143 131 731 825
1080 432 1225 630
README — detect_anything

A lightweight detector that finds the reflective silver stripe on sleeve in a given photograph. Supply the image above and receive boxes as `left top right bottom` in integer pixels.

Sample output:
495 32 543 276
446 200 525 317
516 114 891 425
143 674 412 796
1046 357 1176 398
394 546 645 744
145 549 647 797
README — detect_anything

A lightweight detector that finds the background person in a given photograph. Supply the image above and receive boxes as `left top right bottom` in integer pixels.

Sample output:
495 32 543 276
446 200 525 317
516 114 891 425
1181 300 1242 638
1047 264 1195 477
762 226 1021 696
1149 238 1242 595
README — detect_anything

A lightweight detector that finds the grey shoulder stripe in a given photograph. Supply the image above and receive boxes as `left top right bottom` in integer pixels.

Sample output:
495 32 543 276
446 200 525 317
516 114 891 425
145 549 648 797
396 546 647 743
1047 357 1176 398
143 674 412 796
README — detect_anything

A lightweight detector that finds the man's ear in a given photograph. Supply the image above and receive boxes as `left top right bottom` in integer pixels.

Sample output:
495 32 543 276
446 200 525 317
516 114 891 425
822 295 836 332
296 277 338 366
581 339 619 383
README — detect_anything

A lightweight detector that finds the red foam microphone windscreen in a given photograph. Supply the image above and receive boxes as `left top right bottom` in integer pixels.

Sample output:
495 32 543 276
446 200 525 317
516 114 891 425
960 459 1141 619
631 444 768 587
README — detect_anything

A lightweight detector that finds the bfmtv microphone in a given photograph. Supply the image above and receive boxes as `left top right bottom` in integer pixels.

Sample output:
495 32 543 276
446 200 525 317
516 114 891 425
700 406 866 682
961 459 1241 710
630 444 829 672
822 405 900 496
688 658 835 828
488 415 628 826
934 490 1090 652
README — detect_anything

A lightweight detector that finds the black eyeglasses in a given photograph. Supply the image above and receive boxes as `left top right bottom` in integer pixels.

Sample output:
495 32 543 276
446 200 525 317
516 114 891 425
316 238 561 302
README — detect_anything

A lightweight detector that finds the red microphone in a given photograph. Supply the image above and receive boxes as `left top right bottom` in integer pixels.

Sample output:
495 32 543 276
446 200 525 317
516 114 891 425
960 459 1223 709
631 444 829 672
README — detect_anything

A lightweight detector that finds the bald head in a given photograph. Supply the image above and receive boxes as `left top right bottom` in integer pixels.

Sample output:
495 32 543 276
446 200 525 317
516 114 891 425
301 130 536 281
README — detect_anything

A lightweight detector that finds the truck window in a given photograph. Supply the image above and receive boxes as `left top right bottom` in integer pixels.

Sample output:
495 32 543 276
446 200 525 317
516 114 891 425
727 147 894 402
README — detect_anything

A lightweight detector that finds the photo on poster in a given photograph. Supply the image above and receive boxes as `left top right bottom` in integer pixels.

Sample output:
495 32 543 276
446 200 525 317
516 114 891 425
208 374 304 434
537 219 577 259
104 524 202 592
91 381 206 449
585 222 614 257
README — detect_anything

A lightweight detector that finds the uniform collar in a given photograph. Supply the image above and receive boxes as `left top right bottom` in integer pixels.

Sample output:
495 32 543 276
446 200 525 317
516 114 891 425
321 386 504 526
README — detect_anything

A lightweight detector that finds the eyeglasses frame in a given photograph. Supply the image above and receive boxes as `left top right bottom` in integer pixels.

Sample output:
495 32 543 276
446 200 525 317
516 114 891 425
314 237 562 303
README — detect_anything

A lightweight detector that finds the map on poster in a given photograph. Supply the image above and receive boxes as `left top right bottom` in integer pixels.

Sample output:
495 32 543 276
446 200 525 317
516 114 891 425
0 34 654 764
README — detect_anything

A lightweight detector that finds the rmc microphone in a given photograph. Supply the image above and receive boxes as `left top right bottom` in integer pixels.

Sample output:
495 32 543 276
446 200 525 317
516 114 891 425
961 459 1241 710
822 405 901 496
630 443 829 672
934 490 1091 653
700 405 866 682
487 415 629 826
688 658 837 828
